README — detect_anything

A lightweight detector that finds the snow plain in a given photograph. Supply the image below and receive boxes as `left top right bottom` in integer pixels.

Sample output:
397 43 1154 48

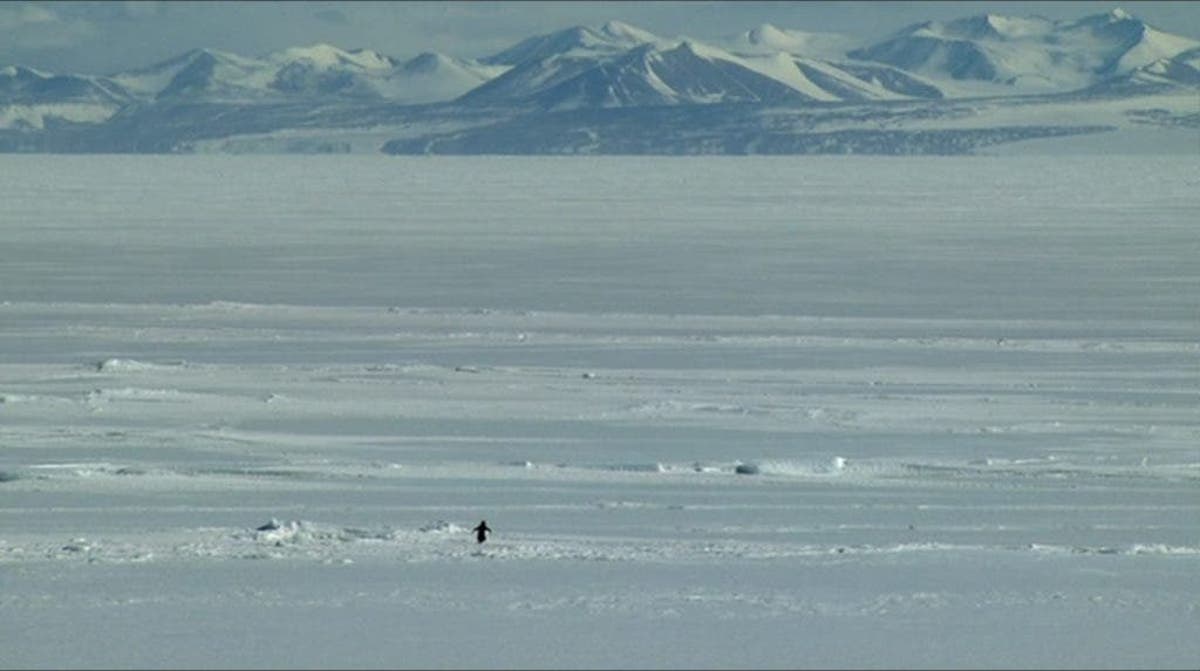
1 155 1198 669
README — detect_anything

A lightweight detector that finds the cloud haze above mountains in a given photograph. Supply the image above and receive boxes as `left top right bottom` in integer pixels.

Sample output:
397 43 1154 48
3 0 1198 75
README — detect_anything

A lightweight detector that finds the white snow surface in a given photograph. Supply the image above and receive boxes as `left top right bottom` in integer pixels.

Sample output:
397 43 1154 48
1 155 1197 669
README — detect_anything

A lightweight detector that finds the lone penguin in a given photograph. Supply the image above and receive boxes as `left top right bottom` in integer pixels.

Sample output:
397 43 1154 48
472 520 491 544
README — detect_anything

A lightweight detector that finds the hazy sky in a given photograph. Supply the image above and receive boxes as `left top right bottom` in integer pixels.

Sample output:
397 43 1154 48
3 1 1198 74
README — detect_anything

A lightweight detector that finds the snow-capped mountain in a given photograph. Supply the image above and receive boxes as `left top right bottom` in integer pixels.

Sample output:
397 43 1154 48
0 65 129 105
462 23 944 109
848 8 1200 92
384 52 510 105
482 20 667 68
1085 44 1200 94
0 9 1196 153
105 43 506 105
470 40 815 109
265 43 396 99
264 45 507 104
0 65 130 129
458 21 668 105
1140 46 1200 85
111 47 276 102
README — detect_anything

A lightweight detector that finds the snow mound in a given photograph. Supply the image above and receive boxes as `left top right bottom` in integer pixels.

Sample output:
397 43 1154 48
94 358 185 372
418 520 467 534
86 387 186 402
248 519 399 545
253 519 304 543
25 462 148 478
1027 542 1200 556
1127 543 1200 556
735 457 849 476
600 462 668 473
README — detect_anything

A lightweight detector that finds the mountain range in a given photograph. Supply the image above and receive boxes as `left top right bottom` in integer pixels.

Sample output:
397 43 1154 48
1 8 1196 154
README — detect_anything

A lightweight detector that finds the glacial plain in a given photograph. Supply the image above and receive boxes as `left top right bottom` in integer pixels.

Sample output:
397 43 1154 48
1 155 1197 668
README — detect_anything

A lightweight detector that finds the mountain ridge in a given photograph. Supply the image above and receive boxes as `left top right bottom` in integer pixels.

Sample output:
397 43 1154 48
1 8 1196 154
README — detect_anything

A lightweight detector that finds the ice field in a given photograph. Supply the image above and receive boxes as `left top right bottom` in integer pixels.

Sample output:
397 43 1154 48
1 155 1198 668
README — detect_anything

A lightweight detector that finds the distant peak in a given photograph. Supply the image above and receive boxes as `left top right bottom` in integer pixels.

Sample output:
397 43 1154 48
1069 7 1143 31
554 25 593 42
980 13 1018 30
269 43 393 70
184 47 227 60
674 39 728 61
0 64 47 77
597 19 659 44
601 20 634 34
404 51 455 73
945 14 1010 38
277 43 345 58
748 23 788 44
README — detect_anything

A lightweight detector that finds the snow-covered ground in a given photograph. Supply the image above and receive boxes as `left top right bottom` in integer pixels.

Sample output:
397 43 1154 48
1 155 1197 668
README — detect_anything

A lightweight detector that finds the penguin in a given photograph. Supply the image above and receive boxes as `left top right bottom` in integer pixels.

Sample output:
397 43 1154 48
472 520 491 544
